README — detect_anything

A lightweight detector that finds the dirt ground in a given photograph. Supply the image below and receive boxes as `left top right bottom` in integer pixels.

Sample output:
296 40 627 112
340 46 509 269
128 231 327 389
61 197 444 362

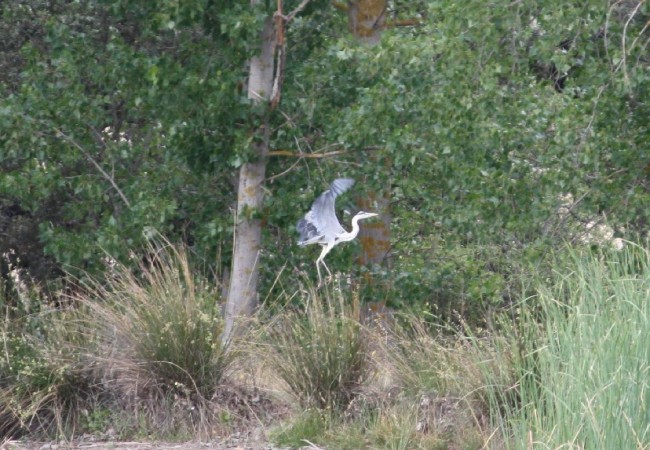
1 380 302 450
2 439 297 450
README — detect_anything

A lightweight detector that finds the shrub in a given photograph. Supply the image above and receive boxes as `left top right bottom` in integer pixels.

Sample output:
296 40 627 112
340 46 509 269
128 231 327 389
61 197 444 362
0 302 101 437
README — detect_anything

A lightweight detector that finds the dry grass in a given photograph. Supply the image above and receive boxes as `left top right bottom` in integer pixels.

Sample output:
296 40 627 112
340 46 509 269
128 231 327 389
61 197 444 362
7 243 645 448
71 238 239 437
1 238 244 439
0 302 103 437
261 282 372 412
380 318 467 395
262 287 501 449
368 315 503 449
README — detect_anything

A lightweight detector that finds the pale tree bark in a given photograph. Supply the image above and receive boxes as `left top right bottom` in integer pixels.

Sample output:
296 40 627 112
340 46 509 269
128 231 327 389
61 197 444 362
223 13 275 341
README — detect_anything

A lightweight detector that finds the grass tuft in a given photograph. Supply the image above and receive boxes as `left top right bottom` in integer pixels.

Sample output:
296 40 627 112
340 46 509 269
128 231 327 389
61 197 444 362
263 282 372 411
79 239 234 402
1 238 239 438
270 408 333 448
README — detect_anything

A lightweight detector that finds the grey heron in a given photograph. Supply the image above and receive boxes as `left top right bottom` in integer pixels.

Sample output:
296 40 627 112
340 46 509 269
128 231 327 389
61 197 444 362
296 178 378 284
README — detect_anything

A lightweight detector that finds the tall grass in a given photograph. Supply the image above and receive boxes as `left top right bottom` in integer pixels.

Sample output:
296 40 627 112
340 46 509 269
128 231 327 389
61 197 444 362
81 239 234 401
377 316 502 449
482 245 649 449
385 318 466 396
1 239 237 439
265 285 494 449
0 256 102 437
263 282 371 411
5 241 648 446
0 305 100 437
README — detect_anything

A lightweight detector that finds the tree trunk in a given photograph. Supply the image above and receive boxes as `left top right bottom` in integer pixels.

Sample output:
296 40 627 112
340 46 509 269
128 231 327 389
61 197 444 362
346 1 392 274
223 14 275 341
357 187 391 267
347 0 387 45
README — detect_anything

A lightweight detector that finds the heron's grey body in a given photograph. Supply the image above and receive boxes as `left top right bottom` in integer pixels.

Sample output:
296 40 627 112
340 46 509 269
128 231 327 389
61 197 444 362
297 178 378 283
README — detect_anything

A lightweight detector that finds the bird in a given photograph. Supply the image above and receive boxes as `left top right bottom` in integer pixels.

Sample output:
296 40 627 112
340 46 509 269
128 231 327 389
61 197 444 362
296 178 378 284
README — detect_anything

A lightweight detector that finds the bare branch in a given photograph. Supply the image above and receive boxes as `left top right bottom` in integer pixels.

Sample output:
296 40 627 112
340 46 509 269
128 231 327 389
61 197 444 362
276 0 311 23
266 154 303 183
54 128 132 209
621 0 645 88
268 149 349 158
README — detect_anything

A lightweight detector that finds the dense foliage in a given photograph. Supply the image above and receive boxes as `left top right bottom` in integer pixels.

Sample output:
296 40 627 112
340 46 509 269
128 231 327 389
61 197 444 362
1 1 648 315
1 2 648 444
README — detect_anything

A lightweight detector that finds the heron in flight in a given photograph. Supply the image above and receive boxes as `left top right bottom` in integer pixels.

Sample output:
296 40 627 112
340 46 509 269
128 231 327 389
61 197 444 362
296 178 378 284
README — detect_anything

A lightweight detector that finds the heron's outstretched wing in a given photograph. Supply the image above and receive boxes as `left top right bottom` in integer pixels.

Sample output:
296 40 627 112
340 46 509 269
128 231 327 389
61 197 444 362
297 178 355 244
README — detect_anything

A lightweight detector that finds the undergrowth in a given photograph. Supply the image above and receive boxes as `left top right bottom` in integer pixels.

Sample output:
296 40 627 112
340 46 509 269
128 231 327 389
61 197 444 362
3 242 648 449
1 238 238 439
81 239 233 399
473 244 650 449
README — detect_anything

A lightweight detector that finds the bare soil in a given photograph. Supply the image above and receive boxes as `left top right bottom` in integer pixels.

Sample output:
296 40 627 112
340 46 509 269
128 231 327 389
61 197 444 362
2 442 290 450
2 384 297 450
2 438 291 450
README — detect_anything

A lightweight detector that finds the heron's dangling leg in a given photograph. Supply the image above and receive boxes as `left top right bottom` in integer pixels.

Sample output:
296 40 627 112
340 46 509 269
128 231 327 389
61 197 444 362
316 243 334 287
322 260 332 278
315 260 322 286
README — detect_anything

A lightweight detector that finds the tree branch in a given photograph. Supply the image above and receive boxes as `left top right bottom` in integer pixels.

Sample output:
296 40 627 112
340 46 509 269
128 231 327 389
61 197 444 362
285 0 312 22
332 1 347 12
385 18 421 28
54 128 132 208
267 149 349 158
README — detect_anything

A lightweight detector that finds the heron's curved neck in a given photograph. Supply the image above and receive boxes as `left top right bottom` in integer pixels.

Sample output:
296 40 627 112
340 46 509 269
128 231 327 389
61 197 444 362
337 215 364 243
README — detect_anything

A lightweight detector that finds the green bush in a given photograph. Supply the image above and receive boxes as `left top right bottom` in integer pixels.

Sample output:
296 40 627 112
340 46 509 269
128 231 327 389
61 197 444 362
1 303 101 437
